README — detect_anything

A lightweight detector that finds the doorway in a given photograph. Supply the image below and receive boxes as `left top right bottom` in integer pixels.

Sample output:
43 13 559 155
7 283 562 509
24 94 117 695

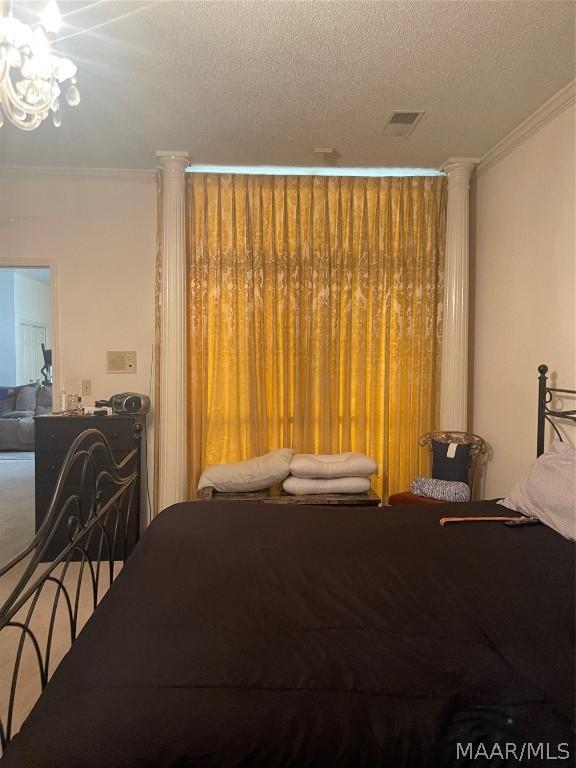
0 266 54 565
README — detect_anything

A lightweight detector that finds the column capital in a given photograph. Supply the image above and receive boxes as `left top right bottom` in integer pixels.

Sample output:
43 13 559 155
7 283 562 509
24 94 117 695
155 150 189 175
441 157 480 185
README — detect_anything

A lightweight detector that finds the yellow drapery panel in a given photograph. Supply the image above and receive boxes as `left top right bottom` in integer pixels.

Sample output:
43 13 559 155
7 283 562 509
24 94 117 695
186 174 446 499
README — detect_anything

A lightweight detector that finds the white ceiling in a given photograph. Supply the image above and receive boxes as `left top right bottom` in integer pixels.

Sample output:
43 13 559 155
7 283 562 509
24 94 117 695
0 0 574 170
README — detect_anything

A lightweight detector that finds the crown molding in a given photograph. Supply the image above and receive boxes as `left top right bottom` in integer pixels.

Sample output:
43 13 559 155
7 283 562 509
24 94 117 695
477 80 575 177
0 165 157 183
441 157 481 172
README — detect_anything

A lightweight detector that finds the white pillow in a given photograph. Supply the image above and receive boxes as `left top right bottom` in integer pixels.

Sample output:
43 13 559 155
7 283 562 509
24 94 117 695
198 448 294 492
498 440 576 541
283 475 371 495
289 452 377 479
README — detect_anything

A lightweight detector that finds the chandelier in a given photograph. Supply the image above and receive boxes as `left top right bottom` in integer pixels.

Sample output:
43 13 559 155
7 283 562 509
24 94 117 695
0 0 80 130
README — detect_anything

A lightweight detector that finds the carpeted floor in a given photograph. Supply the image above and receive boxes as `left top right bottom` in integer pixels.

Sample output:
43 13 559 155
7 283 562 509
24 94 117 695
0 453 123 750
0 452 35 566
0 557 119 747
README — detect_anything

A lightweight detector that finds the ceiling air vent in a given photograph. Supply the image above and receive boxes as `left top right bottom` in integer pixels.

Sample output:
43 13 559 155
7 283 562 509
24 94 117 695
383 111 425 137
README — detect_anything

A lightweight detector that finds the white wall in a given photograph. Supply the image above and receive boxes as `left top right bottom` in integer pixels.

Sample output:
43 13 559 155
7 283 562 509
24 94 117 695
471 105 575 498
0 174 156 404
0 172 157 519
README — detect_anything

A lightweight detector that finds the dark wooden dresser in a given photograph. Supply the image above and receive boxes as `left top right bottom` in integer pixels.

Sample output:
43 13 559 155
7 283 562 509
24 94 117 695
34 414 143 561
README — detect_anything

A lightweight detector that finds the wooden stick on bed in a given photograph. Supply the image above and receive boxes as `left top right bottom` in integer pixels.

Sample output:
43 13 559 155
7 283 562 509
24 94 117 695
439 516 520 526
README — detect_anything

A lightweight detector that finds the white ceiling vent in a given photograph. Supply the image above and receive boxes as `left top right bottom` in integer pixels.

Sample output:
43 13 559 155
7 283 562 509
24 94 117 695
383 111 425 137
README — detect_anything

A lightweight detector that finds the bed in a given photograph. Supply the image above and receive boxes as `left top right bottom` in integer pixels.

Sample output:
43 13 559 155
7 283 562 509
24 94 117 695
1 365 574 766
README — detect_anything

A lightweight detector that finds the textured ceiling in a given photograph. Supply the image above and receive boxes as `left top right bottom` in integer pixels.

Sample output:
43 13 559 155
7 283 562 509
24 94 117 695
0 0 574 170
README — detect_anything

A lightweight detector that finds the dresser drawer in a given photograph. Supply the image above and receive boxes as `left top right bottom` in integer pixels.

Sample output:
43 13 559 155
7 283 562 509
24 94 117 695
35 418 137 451
35 450 137 483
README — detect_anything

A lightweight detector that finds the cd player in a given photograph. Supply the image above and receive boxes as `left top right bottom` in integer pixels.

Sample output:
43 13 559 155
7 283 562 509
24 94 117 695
110 392 150 415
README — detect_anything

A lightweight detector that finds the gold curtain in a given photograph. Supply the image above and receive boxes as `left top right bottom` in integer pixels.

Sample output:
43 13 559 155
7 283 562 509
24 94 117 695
186 174 446 500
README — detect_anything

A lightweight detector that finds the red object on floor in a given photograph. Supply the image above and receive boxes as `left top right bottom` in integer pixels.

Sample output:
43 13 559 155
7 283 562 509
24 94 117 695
388 491 444 506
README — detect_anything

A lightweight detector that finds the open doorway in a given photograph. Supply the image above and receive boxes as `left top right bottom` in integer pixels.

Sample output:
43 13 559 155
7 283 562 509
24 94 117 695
0 267 53 565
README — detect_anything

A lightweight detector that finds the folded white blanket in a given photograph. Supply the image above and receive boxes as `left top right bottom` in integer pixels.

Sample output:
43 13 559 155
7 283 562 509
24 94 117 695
283 475 371 495
290 452 377 479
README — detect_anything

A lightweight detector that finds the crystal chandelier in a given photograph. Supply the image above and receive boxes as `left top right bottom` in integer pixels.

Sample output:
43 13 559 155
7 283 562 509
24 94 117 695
0 0 80 130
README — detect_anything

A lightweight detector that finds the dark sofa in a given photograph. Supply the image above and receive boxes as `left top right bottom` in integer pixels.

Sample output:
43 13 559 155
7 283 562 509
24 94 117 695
0 384 52 450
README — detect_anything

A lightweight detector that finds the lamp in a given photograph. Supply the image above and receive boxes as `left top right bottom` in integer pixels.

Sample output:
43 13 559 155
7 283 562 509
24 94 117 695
0 0 80 130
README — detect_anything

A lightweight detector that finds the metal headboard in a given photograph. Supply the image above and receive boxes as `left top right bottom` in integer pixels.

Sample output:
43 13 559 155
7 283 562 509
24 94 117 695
0 426 141 753
537 364 576 456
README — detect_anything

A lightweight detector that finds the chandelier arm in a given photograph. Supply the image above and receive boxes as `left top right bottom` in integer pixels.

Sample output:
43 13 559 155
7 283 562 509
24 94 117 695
2 74 54 115
2 95 42 129
2 91 38 121
4 114 41 130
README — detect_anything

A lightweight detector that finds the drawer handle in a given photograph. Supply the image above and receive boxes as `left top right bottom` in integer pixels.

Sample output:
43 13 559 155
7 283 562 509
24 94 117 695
111 432 119 439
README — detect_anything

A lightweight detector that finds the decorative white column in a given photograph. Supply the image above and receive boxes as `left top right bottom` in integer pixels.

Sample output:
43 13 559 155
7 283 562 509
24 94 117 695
156 150 189 510
439 158 478 431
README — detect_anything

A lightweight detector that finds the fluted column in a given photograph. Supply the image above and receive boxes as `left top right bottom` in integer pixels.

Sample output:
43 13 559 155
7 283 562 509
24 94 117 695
156 150 189 510
439 158 477 431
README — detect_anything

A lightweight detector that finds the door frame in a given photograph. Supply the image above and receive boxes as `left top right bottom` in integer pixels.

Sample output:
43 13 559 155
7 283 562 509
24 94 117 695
0 259 60 404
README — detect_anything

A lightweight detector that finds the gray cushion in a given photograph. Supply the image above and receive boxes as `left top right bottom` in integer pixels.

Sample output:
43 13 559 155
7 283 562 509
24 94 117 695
2 410 34 419
35 385 52 415
15 384 39 411
37 385 52 408
17 416 35 447
0 419 21 448
0 394 16 415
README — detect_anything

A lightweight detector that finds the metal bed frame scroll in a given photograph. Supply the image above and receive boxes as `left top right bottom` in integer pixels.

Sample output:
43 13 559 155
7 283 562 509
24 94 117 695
537 364 576 456
0 425 141 754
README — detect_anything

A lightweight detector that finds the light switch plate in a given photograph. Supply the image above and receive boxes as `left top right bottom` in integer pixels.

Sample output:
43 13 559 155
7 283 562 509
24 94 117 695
107 351 137 373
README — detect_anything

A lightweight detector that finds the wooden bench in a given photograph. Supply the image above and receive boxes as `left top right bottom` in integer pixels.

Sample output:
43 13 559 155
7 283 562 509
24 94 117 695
198 485 381 506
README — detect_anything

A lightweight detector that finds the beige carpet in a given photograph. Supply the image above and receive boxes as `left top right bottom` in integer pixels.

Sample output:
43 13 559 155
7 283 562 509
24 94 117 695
0 453 35 567
0 456 123 751
0 554 121 750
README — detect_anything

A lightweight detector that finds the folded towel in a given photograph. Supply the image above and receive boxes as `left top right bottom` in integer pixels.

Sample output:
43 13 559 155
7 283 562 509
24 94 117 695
411 477 470 502
290 452 377 479
283 476 371 495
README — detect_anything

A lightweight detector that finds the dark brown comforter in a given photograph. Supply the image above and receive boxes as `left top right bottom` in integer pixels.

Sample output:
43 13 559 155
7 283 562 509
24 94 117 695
2 500 574 767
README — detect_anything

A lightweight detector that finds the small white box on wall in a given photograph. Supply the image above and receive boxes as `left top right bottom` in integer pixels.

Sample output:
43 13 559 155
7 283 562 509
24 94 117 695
106 351 137 373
